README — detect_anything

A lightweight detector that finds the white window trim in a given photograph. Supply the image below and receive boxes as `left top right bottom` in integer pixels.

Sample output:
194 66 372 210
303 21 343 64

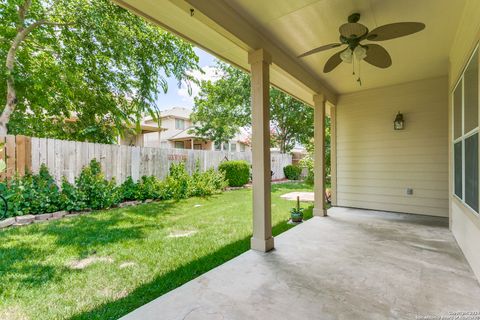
451 44 479 216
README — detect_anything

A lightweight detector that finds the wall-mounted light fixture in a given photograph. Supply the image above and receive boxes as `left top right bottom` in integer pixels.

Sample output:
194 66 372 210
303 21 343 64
394 112 405 130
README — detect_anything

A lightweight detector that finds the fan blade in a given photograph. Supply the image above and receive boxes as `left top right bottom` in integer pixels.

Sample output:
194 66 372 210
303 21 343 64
367 22 425 41
339 23 368 38
323 50 344 73
364 44 392 68
298 43 343 58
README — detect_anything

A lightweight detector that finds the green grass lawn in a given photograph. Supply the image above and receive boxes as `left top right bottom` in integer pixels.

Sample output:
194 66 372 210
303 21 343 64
0 182 313 320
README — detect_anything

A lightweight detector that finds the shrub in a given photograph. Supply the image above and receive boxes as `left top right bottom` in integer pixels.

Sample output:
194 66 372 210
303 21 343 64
29 165 62 213
120 176 139 201
3 165 61 217
299 154 314 185
3 173 33 217
283 164 302 180
136 175 162 201
161 163 191 200
75 159 120 209
59 177 88 212
190 167 228 197
218 160 250 187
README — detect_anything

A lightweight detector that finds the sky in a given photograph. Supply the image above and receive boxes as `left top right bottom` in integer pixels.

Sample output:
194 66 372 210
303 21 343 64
155 47 220 111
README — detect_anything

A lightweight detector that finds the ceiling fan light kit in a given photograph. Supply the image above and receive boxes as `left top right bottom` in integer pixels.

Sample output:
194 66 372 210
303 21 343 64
298 13 425 86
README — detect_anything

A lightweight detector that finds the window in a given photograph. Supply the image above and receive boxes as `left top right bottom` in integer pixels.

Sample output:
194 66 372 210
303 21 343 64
453 46 479 213
174 141 184 149
214 142 221 151
240 143 246 152
230 143 236 152
175 118 185 130
194 144 202 150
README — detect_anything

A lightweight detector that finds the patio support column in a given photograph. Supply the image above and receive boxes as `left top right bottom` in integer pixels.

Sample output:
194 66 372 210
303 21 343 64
249 49 274 252
313 94 327 217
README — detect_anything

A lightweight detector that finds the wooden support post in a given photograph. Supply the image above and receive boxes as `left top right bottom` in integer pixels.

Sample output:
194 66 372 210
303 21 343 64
249 49 274 252
313 95 327 217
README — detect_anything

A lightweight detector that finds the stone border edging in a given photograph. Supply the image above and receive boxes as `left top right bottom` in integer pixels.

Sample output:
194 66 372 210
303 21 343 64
0 200 154 231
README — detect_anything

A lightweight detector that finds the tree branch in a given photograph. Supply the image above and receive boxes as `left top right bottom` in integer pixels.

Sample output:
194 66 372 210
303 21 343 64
17 0 32 32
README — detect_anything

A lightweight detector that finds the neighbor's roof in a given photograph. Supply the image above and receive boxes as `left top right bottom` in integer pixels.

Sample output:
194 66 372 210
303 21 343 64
168 127 200 140
65 117 165 132
159 107 192 120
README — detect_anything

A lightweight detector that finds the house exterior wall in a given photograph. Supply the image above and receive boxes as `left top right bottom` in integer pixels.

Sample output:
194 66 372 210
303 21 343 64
336 76 449 217
448 0 480 281
145 117 190 141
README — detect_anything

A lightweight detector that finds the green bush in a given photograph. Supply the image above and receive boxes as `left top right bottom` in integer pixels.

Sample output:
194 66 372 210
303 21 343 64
190 167 228 197
3 173 34 217
120 176 139 201
218 160 250 187
0 158 228 219
299 154 314 185
59 177 88 212
3 165 61 217
161 163 191 200
283 164 302 180
136 175 162 201
75 159 120 209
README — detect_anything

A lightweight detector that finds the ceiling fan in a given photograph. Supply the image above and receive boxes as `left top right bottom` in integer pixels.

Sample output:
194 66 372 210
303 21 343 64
298 13 425 74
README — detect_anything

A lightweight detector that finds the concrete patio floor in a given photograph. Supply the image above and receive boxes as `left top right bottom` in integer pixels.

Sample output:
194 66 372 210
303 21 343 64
121 207 480 320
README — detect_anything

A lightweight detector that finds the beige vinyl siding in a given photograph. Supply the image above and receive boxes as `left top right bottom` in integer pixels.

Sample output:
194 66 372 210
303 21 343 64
448 0 480 281
336 76 448 217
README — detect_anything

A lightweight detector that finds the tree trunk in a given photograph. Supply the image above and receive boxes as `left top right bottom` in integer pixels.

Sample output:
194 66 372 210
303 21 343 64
1 3 44 135
1 42 20 136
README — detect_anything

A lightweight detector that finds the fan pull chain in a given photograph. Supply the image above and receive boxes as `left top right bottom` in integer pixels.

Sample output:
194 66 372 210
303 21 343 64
357 60 362 86
357 61 362 87
352 58 355 75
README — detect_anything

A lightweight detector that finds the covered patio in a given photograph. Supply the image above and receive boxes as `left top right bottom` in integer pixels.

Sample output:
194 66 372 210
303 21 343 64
121 208 480 319
113 0 480 317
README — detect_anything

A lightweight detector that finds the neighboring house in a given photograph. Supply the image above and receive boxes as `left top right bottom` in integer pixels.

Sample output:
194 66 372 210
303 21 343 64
64 116 165 147
117 124 165 147
141 107 251 151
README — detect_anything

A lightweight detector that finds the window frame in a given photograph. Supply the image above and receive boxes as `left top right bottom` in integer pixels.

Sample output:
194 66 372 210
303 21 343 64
452 44 479 216
174 141 185 149
175 118 185 130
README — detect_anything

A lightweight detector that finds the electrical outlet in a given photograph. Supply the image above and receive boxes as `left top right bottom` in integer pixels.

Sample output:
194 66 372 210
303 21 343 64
406 188 413 195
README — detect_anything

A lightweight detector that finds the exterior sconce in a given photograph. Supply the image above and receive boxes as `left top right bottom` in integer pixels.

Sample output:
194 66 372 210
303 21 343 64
394 112 405 130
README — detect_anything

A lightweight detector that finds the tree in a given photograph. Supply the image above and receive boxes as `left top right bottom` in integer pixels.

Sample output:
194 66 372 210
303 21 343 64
269 89 313 152
190 63 250 144
1 0 199 142
191 62 313 152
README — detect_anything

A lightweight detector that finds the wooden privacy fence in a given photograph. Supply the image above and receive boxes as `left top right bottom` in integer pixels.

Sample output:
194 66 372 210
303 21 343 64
1 135 292 184
0 135 32 179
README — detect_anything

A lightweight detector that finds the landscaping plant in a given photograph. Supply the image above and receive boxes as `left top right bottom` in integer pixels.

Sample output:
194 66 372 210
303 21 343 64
136 176 162 201
290 196 304 222
75 159 120 210
3 165 61 217
161 163 192 200
218 160 250 187
120 176 140 201
59 178 88 212
0 158 227 219
283 164 302 180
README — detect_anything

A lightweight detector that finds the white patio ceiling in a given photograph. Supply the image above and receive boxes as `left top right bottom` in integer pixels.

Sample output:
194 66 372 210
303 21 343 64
115 0 465 105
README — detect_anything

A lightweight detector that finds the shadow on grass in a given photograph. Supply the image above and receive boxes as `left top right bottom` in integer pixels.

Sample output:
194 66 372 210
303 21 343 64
0 245 68 291
68 205 313 320
38 215 146 257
